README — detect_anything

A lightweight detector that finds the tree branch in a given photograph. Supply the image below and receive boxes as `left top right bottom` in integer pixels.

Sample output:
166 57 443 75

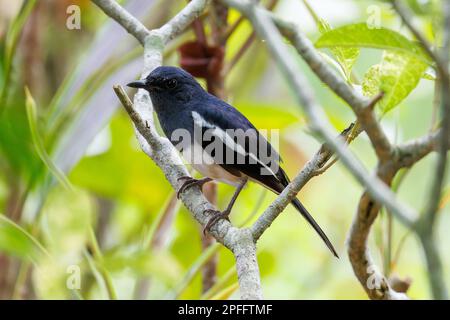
395 131 440 168
416 0 450 300
391 0 446 76
271 16 393 161
348 162 408 300
91 0 150 45
220 0 450 300
251 123 354 241
421 0 450 233
95 0 449 300
94 0 267 300
221 0 417 229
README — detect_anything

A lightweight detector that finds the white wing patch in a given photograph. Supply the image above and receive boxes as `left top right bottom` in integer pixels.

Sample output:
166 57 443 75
191 111 279 179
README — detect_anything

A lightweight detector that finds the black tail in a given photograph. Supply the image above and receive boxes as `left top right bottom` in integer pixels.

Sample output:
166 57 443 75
291 198 339 258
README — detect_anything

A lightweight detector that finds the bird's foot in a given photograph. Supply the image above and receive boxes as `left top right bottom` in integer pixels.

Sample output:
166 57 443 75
203 209 230 235
176 176 212 199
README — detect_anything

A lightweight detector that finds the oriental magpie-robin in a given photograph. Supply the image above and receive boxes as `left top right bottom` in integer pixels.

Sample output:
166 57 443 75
128 66 337 257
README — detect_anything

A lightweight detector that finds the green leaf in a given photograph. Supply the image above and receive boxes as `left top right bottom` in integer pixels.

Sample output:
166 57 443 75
362 64 382 98
70 114 170 211
0 214 49 260
0 0 37 110
237 102 299 129
362 51 428 113
86 228 117 300
315 23 431 64
328 40 360 80
167 242 221 299
25 87 73 190
209 282 239 300
422 69 436 80
84 249 117 300
316 20 359 79
303 0 359 80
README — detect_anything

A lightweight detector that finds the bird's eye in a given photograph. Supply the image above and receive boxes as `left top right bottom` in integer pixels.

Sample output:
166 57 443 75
165 79 177 89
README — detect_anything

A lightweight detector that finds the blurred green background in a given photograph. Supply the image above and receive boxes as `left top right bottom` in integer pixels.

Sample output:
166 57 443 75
0 0 448 299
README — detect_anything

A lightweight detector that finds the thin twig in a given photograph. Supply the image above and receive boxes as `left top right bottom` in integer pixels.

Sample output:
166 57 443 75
222 15 245 40
221 0 417 230
273 16 393 161
97 0 449 300
392 0 446 76
221 0 278 75
221 32 256 75
251 123 354 240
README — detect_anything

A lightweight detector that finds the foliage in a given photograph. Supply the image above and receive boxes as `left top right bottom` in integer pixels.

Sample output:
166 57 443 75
0 0 448 300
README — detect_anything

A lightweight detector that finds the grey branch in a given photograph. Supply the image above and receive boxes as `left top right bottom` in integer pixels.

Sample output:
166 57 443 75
349 128 447 299
91 0 150 44
273 18 393 161
251 123 355 241
96 0 266 300
221 0 417 229
389 0 450 300
391 0 446 77
417 0 450 300
421 0 450 239
348 161 409 300
221 0 448 299
95 0 448 300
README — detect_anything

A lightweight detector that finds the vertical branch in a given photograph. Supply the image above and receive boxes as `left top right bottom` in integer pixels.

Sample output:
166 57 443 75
221 0 417 228
208 1 228 97
102 0 264 298
419 231 448 299
221 0 449 300
412 0 450 300
230 228 263 300
183 3 230 291
95 0 449 300
421 0 450 234
134 193 180 299
201 184 218 293
348 164 408 300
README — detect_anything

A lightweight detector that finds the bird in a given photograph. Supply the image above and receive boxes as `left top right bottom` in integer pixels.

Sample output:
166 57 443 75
127 66 338 257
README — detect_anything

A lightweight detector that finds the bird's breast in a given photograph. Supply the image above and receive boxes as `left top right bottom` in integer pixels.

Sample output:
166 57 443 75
182 142 243 187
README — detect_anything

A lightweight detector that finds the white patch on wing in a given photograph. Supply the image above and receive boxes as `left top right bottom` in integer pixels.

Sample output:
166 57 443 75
191 111 279 179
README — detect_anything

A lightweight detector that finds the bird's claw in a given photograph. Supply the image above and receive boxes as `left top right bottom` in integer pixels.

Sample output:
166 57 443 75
176 176 212 199
203 209 230 235
176 176 197 199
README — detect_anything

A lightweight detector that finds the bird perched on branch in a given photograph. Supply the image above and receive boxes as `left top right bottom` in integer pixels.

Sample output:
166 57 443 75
127 66 338 257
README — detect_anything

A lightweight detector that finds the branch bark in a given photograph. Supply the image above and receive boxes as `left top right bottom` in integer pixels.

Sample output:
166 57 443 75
95 0 266 299
220 0 449 300
271 16 393 162
251 123 355 241
416 0 450 300
348 161 408 300
91 0 150 44
94 0 449 300
221 0 417 230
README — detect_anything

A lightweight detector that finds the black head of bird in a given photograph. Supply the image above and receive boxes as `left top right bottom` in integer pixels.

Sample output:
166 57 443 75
127 66 204 107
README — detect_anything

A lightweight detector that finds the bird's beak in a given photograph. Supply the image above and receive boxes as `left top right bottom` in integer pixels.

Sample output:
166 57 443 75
127 79 147 89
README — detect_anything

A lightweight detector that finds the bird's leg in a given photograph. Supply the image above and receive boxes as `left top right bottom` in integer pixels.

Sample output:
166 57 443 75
203 177 248 234
177 176 213 199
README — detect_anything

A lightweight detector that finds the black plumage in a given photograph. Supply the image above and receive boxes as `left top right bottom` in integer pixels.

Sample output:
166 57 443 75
127 66 338 257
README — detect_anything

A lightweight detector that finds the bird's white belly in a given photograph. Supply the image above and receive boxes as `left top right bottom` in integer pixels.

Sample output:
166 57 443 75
182 143 242 186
